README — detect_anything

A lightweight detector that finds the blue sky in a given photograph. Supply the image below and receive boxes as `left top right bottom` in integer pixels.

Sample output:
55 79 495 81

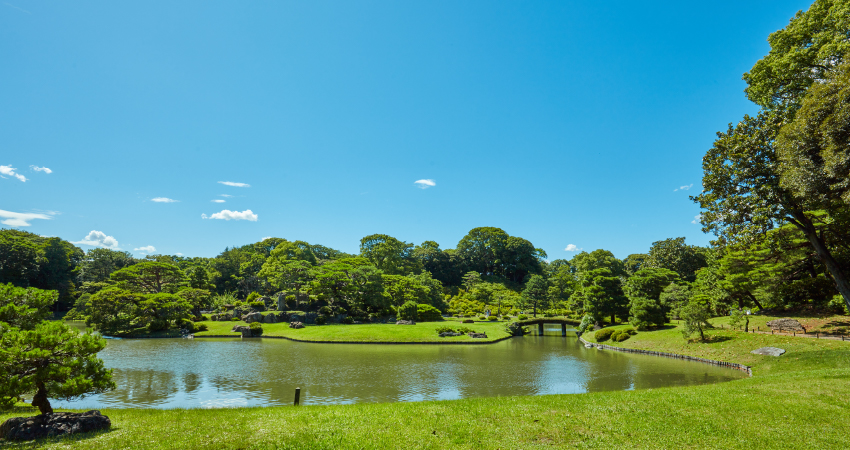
1 0 812 259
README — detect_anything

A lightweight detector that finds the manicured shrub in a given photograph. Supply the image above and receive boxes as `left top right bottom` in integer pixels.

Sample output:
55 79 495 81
315 315 327 325
595 328 617 342
612 330 631 342
517 315 529 321
627 328 637 335
318 306 334 316
435 326 456 334
249 321 263 336
456 326 475 334
505 322 526 336
249 301 265 310
397 301 418 321
342 316 354 324
195 323 208 332
416 304 443 322
230 317 239 322
487 316 498 321
177 318 194 330
246 292 261 302
462 319 474 324
479 316 487 320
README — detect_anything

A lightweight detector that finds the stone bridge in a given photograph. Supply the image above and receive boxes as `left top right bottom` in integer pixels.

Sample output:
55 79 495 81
515 318 580 336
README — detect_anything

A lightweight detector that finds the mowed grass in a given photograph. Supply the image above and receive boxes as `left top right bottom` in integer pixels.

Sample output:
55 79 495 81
193 317 512 343
3 319 849 448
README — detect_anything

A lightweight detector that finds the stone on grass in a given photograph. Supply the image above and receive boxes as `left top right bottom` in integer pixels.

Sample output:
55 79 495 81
231 325 250 333
263 313 277 324
751 347 786 357
242 312 264 323
0 411 110 441
467 332 487 339
396 320 415 325
766 318 805 333
439 332 462 337
241 329 253 338
289 321 304 329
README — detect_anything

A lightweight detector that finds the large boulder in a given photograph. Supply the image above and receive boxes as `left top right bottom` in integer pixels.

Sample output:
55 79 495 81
242 312 264 323
1 411 110 441
241 329 253 338
396 320 415 325
751 347 786 356
263 313 277 324
467 332 488 339
289 321 304 329
766 318 805 332
439 331 462 337
231 325 250 333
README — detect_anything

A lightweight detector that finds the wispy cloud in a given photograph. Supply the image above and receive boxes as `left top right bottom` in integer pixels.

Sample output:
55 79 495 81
218 181 250 188
73 230 120 249
220 194 234 198
3 3 31 14
134 245 156 253
414 179 436 189
151 197 179 203
211 199 225 203
0 165 27 182
564 244 582 252
691 214 702 225
0 209 53 227
202 209 258 221
261 236 272 241
674 183 694 192
30 166 52 174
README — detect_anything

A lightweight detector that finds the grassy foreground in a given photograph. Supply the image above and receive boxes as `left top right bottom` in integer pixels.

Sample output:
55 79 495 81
193 317 512 343
3 321 849 449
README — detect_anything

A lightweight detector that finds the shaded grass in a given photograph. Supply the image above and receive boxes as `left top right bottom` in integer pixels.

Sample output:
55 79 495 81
708 313 850 335
193 318 512 343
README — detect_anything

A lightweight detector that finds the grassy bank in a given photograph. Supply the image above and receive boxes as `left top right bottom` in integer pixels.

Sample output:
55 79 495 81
193 317 512 343
4 320 849 448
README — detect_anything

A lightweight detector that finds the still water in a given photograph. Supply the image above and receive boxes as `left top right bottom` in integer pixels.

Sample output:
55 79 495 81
55 330 746 409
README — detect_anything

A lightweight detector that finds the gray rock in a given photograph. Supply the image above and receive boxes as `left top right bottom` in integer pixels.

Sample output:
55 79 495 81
439 332 462 337
467 332 488 339
231 325 250 333
751 347 786 357
263 313 277 324
289 321 305 329
0 410 110 441
396 320 416 325
241 329 253 338
242 312 264 323
766 318 805 332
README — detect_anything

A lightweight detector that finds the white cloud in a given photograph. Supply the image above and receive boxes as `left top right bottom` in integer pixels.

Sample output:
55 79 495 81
674 183 694 192
211 199 225 203
73 230 120 249
202 209 258 221
0 209 53 227
134 245 156 253
0 165 27 182
220 194 234 198
30 166 53 174
218 181 250 188
691 214 702 224
261 236 272 241
175 253 183 256
414 179 436 189
151 197 179 203
564 244 582 252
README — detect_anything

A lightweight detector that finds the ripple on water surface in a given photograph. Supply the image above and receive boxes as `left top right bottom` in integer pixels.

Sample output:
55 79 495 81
53 335 746 409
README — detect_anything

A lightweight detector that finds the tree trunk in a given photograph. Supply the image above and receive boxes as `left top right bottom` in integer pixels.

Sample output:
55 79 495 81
746 292 764 311
792 212 850 311
611 314 615 325
31 382 53 415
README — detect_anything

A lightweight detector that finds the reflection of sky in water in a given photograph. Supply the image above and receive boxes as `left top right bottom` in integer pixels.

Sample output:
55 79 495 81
53 335 746 410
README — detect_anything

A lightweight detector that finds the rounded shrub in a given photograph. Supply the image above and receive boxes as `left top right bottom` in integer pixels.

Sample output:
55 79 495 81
612 330 630 342
416 304 443 322
435 326 456 334
249 321 263 336
246 292 261 302
195 323 208 332
397 301 418 321
318 306 334 316
478 316 487 321
342 316 354 324
462 319 474 324
594 328 617 342
517 315 529 321
249 301 265 310
315 315 327 325
487 316 498 321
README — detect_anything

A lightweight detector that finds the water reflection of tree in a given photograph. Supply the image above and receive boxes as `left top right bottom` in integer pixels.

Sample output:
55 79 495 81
101 369 178 407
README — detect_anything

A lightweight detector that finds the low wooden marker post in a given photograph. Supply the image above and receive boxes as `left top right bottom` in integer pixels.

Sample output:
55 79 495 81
294 387 301 406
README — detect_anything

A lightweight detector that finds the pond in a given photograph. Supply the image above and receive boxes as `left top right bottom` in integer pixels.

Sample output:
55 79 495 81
54 330 746 409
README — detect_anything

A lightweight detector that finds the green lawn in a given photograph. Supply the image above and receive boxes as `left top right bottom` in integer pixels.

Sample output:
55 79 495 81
3 319 849 448
193 317 513 343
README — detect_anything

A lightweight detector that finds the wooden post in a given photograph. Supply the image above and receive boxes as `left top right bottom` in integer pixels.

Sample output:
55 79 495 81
538 323 544 336
294 387 301 406
561 323 567 337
